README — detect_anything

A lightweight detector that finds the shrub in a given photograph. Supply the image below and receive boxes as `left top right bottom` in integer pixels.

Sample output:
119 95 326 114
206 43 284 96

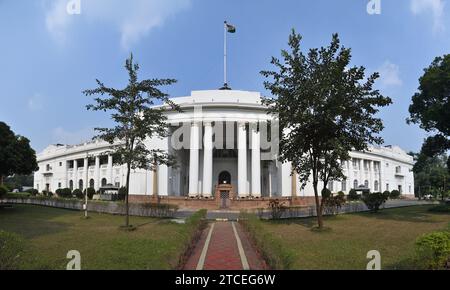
239 213 294 269
415 231 450 270
322 193 346 215
84 188 96 200
337 191 345 198
73 189 83 199
56 188 72 198
118 187 127 201
0 230 25 270
390 190 401 200
361 192 388 212
0 185 8 198
348 189 359 201
321 188 332 199
26 188 39 196
177 209 207 269
268 199 286 220
428 204 450 213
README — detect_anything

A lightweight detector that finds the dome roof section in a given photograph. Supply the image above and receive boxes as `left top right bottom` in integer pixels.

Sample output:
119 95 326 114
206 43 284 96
168 90 265 110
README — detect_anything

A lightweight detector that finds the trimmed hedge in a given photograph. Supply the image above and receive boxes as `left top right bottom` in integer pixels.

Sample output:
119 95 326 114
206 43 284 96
348 189 359 201
177 209 207 269
428 204 450 213
239 213 294 269
415 231 450 269
390 190 401 200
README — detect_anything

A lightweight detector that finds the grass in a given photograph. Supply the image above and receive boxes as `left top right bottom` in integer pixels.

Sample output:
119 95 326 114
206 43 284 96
0 205 204 270
244 205 450 270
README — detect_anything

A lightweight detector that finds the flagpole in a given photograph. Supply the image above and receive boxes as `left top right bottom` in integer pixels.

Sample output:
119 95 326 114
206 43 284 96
224 21 227 87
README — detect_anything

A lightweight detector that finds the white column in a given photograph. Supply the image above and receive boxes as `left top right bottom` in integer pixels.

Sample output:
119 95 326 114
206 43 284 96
189 122 200 197
83 157 88 190
202 122 213 197
251 124 261 197
238 122 248 197
94 156 100 190
108 155 113 185
369 160 374 191
73 159 78 189
359 159 364 186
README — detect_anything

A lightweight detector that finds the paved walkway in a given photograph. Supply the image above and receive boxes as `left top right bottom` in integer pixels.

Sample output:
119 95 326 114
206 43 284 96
183 221 267 270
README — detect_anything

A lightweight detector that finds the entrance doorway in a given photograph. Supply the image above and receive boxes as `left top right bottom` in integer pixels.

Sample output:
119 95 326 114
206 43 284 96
218 171 231 185
220 191 230 209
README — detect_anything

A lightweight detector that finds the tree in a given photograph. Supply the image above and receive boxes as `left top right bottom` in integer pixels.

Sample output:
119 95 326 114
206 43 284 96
84 54 180 228
412 152 449 200
0 122 38 185
261 30 391 228
408 55 450 171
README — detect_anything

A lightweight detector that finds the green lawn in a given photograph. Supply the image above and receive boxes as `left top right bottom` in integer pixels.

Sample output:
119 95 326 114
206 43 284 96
255 205 450 270
0 205 196 270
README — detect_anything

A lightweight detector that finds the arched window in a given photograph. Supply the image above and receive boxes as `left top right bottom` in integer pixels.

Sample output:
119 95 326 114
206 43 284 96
364 180 369 188
114 177 120 188
328 181 334 192
218 171 231 185
374 180 379 191
101 178 107 187
353 180 358 189
89 179 95 189
78 179 83 190
69 180 73 191
341 180 346 192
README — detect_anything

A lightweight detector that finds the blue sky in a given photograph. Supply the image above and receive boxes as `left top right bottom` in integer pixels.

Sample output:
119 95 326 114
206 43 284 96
0 0 449 153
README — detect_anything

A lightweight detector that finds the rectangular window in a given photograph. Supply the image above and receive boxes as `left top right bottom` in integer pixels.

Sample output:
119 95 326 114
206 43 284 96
59 162 62 167
386 183 389 191
58 182 61 188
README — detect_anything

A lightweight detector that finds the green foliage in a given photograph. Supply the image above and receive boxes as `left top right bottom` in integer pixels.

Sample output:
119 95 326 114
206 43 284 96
72 189 83 199
26 188 39 196
84 54 181 227
261 30 391 228
118 187 127 201
239 213 294 269
322 192 346 215
428 204 450 213
0 122 38 181
408 55 450 170
0 185 8 198
268 199 287 220
390 190 401 200
337 191 345 197
177 209 207 269
415 231 450 270
56 188 72 198
0 230 25 270
84 188 96 200
361 192 388 212
321 188 332 199
348 189 359 201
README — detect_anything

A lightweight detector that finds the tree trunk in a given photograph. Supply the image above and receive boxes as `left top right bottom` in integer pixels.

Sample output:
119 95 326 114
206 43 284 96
313 182 323 228
0 175 3 186
125 163 131 227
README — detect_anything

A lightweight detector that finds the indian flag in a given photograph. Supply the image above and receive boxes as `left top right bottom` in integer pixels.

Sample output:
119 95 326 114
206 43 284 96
225 22 236 33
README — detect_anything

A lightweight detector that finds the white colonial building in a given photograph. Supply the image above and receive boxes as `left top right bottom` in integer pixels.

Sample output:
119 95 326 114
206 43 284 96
34 90 415 200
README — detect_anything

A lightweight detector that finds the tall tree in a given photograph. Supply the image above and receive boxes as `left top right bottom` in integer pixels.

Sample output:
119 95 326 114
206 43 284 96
408 55 450 171
412 152 449 200
84 54 181 228
0 122 38 185
262 30 391 228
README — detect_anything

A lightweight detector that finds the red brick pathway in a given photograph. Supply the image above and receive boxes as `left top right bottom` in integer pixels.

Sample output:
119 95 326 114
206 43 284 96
183 221 267 270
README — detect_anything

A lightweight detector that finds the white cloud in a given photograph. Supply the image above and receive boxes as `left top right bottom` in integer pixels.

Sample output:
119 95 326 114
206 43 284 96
27 94 44 111
44 0 191 49
377 61 403 88
410 0 446 33
52 126 95 145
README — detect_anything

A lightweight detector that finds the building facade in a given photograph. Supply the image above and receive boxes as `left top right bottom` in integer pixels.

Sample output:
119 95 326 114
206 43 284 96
34 90 415 200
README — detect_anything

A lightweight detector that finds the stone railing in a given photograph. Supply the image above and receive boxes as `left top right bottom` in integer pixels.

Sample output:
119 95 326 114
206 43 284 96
0 197 178 218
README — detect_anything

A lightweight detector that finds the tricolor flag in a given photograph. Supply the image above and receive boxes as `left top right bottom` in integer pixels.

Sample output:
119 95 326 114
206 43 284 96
225 22 236 33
